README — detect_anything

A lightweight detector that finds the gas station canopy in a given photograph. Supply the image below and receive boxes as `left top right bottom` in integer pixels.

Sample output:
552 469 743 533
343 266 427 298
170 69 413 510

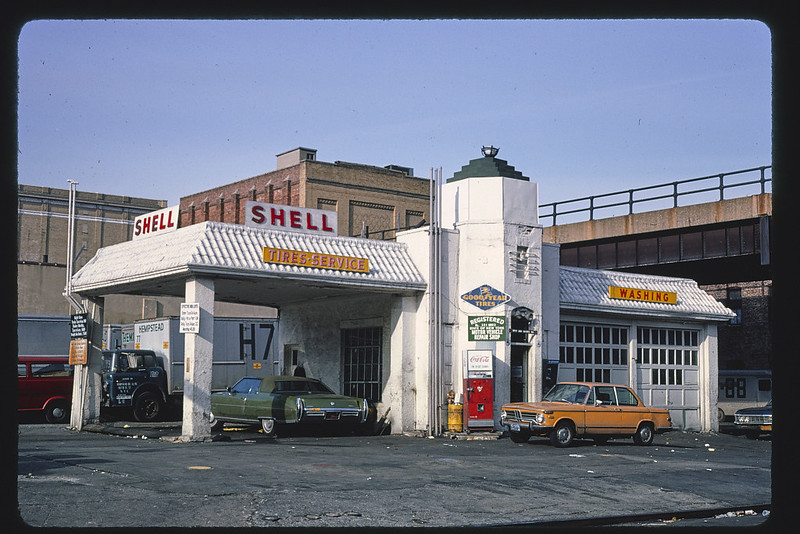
70 221 427 307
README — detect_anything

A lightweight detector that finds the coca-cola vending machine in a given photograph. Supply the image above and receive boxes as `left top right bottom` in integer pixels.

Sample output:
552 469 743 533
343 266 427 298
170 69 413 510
463 350 494 431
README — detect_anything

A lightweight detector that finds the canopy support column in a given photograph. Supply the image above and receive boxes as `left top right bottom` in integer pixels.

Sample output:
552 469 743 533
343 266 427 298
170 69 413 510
69 297 104 430
181 276 215 442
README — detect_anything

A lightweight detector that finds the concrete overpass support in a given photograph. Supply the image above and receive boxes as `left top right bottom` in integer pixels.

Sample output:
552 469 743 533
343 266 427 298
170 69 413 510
181 277 215 442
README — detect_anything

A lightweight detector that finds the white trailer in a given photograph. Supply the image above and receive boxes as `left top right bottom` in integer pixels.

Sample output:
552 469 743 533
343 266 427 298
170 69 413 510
124 317 279 395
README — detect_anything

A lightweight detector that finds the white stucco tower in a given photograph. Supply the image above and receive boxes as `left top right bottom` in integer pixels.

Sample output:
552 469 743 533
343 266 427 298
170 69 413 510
442 146 547 429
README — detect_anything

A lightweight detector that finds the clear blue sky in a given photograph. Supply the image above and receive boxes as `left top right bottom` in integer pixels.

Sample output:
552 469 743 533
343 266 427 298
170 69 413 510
17 19 772 207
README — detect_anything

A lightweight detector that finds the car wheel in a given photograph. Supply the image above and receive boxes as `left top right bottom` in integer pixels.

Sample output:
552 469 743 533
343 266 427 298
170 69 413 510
209 412 222 431
133 392 162 422
260 418 276 437
44 401 69 424
550 421 575 447
509 430 530 443
633 423 654 446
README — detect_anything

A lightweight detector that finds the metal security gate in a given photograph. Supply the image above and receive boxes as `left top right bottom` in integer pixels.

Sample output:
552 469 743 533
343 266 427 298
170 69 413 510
342 327 383 402
636 326 701 430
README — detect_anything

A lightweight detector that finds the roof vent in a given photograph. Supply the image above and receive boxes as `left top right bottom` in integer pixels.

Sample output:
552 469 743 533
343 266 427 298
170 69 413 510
384 164 414 177
276 147 317 170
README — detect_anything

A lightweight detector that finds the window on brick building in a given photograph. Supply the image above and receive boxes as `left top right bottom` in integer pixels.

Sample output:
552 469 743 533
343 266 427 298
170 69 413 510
727 288 742 325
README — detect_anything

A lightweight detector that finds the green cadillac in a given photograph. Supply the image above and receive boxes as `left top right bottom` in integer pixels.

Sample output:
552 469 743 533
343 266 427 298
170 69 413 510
209 375 369 436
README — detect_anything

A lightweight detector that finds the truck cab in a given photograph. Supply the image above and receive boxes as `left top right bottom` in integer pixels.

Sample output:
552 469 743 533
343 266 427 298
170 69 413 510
101 349 168 422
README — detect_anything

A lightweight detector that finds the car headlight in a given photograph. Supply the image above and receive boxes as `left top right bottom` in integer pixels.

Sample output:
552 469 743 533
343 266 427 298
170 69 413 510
533 413 545 425
296 397 304 422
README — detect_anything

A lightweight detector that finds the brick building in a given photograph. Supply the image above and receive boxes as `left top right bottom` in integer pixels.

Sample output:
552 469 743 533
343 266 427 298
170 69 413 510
17 185 167 320
179 147 430 239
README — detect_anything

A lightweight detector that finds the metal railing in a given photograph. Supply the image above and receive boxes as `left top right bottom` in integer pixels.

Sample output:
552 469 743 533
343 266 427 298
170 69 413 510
538 166 772 226
351 219 427 241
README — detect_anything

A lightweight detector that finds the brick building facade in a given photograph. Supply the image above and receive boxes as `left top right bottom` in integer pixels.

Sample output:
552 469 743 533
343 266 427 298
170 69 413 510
17 185 167 319
179 147 430 240
704 280 772 370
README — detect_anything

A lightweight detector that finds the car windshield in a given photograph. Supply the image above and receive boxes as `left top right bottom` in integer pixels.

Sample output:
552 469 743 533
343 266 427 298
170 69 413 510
230 377 262 395
102 351 158 372
543 383 590 404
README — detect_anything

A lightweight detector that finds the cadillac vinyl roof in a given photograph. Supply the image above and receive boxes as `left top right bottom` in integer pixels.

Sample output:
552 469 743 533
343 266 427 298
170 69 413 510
560 266 736 322
70 222 427 307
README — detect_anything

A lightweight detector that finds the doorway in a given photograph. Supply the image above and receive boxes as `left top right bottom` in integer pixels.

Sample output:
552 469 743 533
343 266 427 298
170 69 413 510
509 307 534 402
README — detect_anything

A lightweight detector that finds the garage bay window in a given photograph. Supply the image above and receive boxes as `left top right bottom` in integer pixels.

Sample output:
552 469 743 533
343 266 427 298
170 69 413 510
342 327 383 402
559 323 629 384
637 327 698 386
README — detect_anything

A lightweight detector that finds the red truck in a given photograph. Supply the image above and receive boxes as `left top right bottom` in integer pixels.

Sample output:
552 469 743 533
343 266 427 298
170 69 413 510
18 357 73 423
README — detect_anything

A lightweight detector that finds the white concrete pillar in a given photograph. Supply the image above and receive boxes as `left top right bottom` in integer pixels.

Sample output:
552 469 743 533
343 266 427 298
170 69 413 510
181 277 215 442
70 297 104 430
702 324 720 433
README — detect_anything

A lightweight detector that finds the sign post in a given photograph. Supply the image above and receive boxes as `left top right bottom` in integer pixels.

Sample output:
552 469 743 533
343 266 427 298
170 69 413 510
69 313 89 365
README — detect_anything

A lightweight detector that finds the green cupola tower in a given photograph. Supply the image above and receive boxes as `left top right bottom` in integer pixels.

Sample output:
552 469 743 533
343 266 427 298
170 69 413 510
447 145 529 183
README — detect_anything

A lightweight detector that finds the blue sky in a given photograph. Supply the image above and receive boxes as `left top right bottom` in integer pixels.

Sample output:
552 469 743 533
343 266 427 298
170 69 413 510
17 19 772 207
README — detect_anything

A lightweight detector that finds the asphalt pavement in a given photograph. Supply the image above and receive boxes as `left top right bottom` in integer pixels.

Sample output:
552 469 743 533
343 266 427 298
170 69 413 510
15 420 775 529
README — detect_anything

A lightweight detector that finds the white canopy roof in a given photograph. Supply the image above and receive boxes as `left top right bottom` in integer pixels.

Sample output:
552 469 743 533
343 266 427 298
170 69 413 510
560 266 735 322
70 222 426 307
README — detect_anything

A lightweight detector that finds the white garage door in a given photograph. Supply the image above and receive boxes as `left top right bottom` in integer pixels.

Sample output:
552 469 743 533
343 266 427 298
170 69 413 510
557 323 630 386
636 327 701 430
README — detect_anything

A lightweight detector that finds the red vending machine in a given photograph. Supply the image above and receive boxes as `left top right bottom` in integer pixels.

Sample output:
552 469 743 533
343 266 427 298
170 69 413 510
463 350 494 431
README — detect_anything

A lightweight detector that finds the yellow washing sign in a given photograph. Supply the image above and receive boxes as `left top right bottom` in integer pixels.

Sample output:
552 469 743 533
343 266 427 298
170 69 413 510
609 285 677 305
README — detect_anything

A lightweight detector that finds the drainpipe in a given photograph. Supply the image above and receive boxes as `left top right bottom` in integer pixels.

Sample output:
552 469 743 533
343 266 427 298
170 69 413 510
63 180 85 314
428 167 443 436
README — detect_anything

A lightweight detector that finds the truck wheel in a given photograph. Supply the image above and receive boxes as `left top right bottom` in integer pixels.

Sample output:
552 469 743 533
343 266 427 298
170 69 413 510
550 421 575 447
633 423 654 446
260 418 276 437
133 392 162 422
44 401 69 424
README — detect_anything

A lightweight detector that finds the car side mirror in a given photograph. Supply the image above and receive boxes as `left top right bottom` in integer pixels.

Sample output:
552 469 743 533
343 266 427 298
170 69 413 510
595 399 603 406
226 386 232 394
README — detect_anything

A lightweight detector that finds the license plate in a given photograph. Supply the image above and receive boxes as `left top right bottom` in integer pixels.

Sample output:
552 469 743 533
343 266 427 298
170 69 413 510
325 412 341 421
761 425 771 431
510 422 520 432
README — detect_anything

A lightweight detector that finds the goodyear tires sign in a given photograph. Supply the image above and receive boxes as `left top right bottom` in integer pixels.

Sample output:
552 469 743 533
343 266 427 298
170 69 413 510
461 285 510 310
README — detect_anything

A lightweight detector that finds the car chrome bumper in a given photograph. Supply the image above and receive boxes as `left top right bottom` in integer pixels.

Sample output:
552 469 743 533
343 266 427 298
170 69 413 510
500 419 551 434
303 408 363 421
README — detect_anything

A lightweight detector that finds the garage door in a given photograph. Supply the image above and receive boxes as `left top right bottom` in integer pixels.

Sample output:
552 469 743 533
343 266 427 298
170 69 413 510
557 323 630 386
636 327 700 430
